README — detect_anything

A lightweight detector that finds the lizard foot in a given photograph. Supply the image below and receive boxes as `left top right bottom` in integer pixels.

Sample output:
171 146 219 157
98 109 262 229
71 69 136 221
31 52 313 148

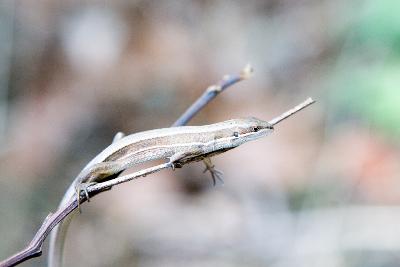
75 182 97 212
202 158 224 186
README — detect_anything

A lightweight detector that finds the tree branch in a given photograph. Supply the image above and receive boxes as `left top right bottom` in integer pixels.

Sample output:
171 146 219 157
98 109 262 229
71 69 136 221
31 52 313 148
0 161 183 267
269 97 315 126
172 64 253 126
1 65 315 267
0 65 253 267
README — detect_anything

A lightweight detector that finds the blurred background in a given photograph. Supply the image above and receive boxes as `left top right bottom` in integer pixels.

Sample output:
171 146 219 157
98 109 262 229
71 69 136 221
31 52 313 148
0 1 399 266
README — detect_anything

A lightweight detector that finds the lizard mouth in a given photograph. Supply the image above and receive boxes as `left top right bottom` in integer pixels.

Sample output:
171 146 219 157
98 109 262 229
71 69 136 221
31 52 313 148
237 127 274 141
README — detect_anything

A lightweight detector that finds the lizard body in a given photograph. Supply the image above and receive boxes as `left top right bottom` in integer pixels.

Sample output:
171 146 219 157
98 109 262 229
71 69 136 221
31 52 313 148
48 117 274 267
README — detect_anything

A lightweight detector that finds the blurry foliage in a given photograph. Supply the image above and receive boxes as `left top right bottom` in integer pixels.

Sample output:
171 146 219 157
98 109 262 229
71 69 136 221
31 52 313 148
332 0 400 138
355 0 400 49
334 66 400 137
287 181 345 211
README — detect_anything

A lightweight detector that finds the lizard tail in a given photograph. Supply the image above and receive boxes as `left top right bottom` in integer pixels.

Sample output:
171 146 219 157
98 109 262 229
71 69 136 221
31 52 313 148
48 185 77 267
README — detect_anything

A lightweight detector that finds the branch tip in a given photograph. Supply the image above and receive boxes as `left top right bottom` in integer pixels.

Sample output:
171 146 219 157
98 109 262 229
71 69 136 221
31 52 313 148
268 97 315 126
240 63 253 79
206 84 222 93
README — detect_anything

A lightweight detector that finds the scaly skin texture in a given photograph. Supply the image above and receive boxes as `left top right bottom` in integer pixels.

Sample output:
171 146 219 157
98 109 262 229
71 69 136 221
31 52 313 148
48 117 273 267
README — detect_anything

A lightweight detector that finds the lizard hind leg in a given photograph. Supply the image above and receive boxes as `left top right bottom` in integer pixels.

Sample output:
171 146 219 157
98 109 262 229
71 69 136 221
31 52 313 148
76 182 96 201
75 161 125 211
75 182 97 212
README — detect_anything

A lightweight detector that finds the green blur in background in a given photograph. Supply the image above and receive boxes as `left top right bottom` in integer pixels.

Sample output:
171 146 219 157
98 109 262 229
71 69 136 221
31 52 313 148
333 0 400 137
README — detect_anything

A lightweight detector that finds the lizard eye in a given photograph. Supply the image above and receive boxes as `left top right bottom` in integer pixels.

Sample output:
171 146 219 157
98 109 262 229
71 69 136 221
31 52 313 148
233 132 239 137
252 126 259 132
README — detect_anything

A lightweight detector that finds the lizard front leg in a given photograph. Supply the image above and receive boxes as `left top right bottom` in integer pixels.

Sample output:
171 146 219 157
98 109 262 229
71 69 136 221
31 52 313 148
168 145 206 170
202 158 224 186
167 148 223 185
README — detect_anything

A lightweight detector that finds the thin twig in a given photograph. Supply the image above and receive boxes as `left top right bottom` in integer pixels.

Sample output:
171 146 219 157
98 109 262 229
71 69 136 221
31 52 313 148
89 162 173 192
172 64 253 126
0 66 251 267
268 97 315 126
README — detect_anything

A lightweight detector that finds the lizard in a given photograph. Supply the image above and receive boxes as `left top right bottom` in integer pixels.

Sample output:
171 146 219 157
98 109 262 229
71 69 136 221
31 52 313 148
48 117 274 267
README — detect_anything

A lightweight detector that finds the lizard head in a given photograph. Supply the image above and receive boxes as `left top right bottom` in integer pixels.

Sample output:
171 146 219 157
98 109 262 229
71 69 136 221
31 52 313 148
230 117 274 143
211 117 274 150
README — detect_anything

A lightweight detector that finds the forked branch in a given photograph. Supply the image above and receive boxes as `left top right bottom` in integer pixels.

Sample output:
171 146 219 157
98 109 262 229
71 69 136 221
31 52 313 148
0 65 314 267
0 65 253 267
